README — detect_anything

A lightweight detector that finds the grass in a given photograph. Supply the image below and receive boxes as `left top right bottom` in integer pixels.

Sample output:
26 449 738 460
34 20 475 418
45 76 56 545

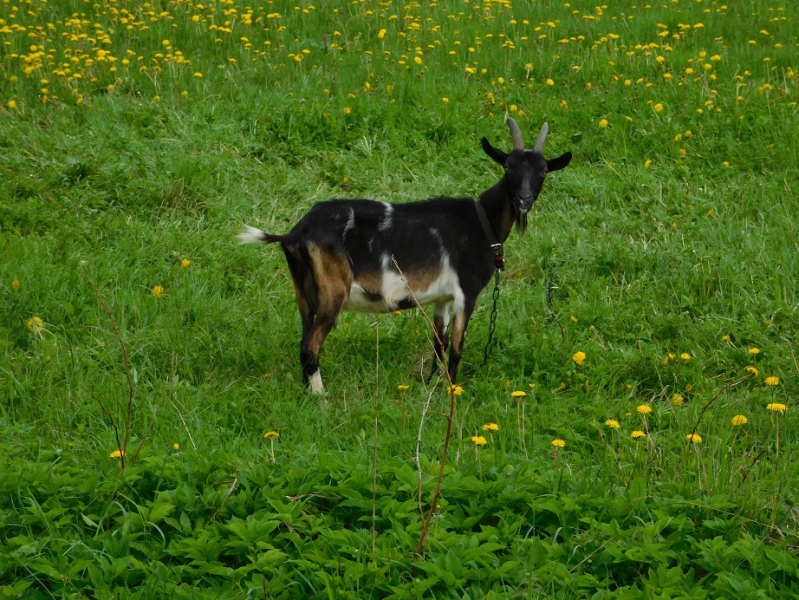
1 0 798 596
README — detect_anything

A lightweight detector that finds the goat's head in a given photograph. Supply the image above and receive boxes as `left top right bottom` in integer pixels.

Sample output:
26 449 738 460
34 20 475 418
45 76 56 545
481 118 572 232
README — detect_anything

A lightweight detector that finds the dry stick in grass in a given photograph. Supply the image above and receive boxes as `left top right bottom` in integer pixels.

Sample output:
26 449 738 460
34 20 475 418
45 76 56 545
89 389 124 470
210 478 239 524
130 390 168 467
789 343 799 374
416 382 441 521
169 395 198 452
389 258 457 565
372 321 379 555
85 274 135 468
738 448 767 489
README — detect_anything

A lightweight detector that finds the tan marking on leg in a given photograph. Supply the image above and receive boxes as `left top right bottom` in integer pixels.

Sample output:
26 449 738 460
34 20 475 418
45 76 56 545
449 309 468 355
304 243 351 381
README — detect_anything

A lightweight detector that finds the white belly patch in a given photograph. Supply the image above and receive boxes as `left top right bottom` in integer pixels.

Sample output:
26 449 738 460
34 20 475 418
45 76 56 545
344 254 463 313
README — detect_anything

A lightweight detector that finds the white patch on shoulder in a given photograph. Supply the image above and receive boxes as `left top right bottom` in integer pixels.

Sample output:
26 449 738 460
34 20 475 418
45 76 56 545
309 370 324 394
343 208 355 238
378 202 393 232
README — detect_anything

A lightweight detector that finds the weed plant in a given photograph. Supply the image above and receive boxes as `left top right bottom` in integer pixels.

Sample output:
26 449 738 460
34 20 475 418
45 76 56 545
1 0 798 596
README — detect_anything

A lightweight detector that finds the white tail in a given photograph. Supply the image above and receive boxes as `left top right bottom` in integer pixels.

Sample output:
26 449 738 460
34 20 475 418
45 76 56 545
237 225 266 244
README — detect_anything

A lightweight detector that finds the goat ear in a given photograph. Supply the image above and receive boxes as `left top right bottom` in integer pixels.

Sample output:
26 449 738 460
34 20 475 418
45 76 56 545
547 152 572 172
481 137 508 166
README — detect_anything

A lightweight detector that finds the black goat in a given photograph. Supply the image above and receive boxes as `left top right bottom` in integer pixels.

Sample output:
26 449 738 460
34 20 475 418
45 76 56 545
240 118 571 393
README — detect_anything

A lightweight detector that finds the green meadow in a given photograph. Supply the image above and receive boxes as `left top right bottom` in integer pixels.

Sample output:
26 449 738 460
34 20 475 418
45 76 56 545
1 0 798 596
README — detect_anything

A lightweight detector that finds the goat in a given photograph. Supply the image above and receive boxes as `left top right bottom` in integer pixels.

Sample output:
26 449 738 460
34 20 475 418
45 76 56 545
239 118 571 394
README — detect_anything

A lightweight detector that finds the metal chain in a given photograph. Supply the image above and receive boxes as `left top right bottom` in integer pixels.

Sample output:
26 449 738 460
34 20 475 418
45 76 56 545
482 270 501 366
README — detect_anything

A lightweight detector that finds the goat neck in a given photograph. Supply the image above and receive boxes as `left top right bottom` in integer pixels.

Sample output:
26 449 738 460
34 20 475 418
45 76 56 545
477 179 517 244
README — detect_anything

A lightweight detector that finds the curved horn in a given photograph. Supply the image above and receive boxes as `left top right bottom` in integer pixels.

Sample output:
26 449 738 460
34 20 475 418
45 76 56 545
533 122 548 152
506 117 524 151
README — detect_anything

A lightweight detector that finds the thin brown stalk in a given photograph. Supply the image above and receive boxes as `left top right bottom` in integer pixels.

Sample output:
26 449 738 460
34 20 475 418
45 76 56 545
414 384 457 563
210 478 239 523
416 383 440 520
169 395 198 452
389 258 457 565
84 274 135 460
372 322 379 555
738 449 767 489
789 343 799 374
130 390 168 467
89 389 124 470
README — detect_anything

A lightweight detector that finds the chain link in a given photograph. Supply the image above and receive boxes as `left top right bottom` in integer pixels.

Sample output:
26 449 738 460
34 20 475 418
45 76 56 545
482 270 501 366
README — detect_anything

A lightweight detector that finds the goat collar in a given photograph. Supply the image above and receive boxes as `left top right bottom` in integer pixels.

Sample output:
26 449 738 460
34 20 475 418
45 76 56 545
474 201 505 272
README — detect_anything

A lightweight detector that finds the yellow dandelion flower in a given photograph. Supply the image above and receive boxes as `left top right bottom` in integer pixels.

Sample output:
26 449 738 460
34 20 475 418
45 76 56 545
528 383 536 390
377 29 386 39
721 334 730 342
654 103 664 112
681 353 691 361
447 384 463 396
551 439 565 448
630 430 646 439
442 97 449 103
605 419 620 429
110 449 126 458
194 72 203 78
397 384 409 391
27 317 43 332
181 259 191 268
511 390 526 397
672 394 684 406
344 107 352 115
172 443 180 451
765 376 779 386
572 351 586 366
12 279 21 290
264 431 280 439
482 423 499 432
546 78 554 86
599 118 608 128
472 435 487 446
644 159 652 168
414 56 422 65
746 366 759 377
748 347 760 355
637 404 652 414
766 403 787 413
731 415 748 426
8 100 17 109
152 285 164 297
686 433 702 443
